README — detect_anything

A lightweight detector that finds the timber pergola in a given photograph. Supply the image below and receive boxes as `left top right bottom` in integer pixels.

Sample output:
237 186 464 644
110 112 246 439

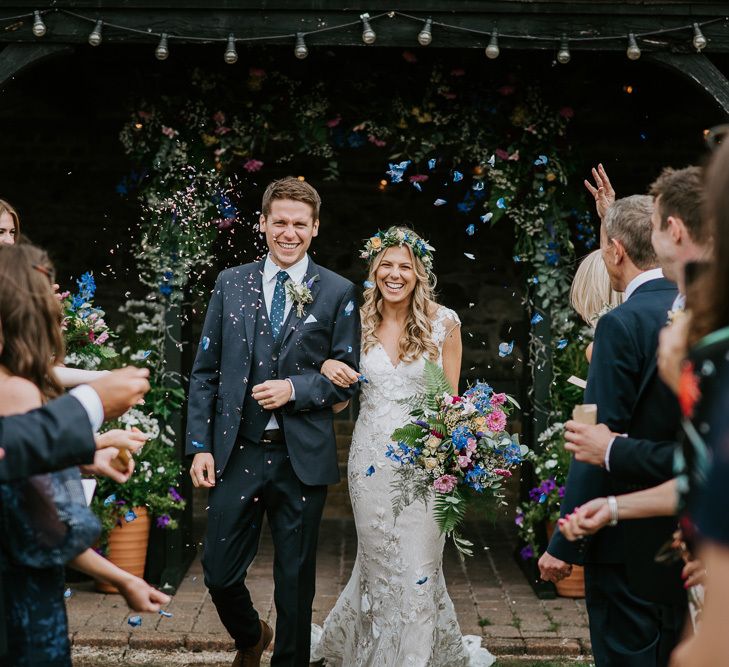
1 1 729 112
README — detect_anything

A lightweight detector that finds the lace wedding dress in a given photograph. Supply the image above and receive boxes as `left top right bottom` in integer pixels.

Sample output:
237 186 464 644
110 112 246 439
311 306 494 667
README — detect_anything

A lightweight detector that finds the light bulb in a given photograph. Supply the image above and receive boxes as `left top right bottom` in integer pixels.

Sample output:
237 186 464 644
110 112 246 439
294 33 308 59
557 36 570 64
418 18 433 46
626 33 641 60
692 23 707 52
485 29 499 59
32 10 46 38
224 34 238 64
361 13 376 45
155 33 169 60
88 20 103 46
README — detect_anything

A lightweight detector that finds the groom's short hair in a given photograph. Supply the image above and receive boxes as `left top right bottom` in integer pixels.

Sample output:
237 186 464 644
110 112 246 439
604 194 658 270
262 177 321 221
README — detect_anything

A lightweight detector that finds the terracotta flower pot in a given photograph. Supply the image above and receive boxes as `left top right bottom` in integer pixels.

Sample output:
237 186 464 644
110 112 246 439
96 506 151 594
546 521 585 599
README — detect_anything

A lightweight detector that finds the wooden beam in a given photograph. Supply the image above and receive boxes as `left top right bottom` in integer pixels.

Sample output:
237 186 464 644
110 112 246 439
0 43 72 89
645 52 729 115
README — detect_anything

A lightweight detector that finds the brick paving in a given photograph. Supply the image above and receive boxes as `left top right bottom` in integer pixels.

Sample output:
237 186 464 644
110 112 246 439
67 519 593 664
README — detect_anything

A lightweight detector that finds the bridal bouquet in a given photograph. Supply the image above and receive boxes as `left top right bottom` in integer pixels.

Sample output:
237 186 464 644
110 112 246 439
389 361 525 554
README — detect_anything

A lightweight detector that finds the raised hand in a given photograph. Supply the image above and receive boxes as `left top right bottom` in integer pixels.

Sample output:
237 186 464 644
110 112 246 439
321 359 360 388
88 366 150 420
190 452 216 488
583 163 616 220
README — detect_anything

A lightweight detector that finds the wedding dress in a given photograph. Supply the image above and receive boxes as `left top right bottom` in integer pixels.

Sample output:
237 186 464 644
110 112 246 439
311 306 494 666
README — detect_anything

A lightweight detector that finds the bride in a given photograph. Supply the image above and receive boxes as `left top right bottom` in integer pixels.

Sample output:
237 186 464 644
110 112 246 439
311 227 494 666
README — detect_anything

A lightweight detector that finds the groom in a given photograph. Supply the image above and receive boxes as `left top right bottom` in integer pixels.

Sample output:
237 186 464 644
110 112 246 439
186 177 360 667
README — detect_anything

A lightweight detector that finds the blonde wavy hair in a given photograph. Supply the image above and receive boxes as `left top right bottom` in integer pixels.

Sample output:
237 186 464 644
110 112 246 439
570 249 623 327
361 227 439 363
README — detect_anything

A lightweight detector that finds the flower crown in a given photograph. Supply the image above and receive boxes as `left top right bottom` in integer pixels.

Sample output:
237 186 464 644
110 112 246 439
360 228 435 273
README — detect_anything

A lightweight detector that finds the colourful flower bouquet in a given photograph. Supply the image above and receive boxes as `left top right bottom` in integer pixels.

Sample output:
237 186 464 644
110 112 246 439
61 272 118 369
389 360 525 555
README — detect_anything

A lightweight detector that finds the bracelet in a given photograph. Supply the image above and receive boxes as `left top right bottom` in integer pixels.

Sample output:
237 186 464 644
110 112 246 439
607 495 619 527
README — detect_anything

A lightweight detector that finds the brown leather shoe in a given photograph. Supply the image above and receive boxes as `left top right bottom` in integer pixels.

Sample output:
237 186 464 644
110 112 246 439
232 620 274 667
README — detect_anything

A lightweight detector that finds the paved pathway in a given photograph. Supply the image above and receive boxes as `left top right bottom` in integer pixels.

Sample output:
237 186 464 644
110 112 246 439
68 520 592 664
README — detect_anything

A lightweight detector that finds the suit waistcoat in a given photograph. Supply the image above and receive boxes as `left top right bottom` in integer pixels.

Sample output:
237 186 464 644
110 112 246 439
238 302 283 444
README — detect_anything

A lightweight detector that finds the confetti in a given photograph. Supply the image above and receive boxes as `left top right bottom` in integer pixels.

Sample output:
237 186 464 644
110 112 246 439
344 300 355 316
534 155 549 166
128 615 142 628
412 181 422 192
453 170 463 182
202 336 210 351
159 610 174 618
125 510 137 523
433 198 447 206
386 160 411 183
473 181 485 191
192 441 205 449
428 158 436 170
358 374 369 383
513 255 522 262
530 313 544 325
64 588 72 599
498 341 514 358
140 350 152 359
103 494 117 506
366 465 376 476
466 224 475 236
416 576 428 585
480 212 493 223
496 197 507 209
347 346 353 353
363 280 375 289
556 339 569 349
464 253 475 260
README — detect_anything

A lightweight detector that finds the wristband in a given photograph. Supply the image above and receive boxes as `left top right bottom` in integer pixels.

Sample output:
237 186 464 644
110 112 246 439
607 495 619 527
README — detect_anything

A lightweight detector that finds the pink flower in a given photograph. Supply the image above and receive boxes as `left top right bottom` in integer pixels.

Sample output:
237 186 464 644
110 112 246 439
507 150 520 162
409 174 429 183
161 126 178 138
491 393 507 406
495 148 509 160
457 455 471 468
466 438 477 452
368 134 386 148
559 106 575 119
243 159 264 173
494 469 512 478
326 115 341 128
402 50 418 63
434 475 458 493
486 409 507 432
96 331 109 345
87 330 95 342
58 291 70 299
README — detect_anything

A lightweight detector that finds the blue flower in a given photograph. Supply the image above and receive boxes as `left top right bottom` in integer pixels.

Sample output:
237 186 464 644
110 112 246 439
453 170 463 182
465 464 487 491
160 284 173 296
452 425 475 450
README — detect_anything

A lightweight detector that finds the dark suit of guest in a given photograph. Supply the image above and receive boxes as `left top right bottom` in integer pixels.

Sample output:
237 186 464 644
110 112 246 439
186 255 360 667
548 276 686 667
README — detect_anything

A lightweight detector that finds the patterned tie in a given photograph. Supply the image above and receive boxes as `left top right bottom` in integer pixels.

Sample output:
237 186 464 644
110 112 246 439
270 270 290 341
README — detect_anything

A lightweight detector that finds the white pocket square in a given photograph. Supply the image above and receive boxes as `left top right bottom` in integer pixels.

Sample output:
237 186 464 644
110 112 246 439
304 314 318 324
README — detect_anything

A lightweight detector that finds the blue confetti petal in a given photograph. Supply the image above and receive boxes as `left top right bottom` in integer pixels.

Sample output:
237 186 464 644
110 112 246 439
530 313 544 325
556 339 569 349
358 374 369 384
416 576 428 585
496 197 507 209
428 158 436 170
412 181 422 192
472 181 485 191
344 300 355 316
202 336 210 351
125 510 137 523
498 341 514 358
466 224 475 236
487 154 496 167
192 441 205 449
534 154 549 166
103 494 117 506
64 588 72 599
159 610 174 618
140 350 152 359
365 465 376 477
128 615 142 628
347 346 353 353
480 212 493 223
363 280 375 289
513 255 522 263
453 170 463 182
433 198 447 206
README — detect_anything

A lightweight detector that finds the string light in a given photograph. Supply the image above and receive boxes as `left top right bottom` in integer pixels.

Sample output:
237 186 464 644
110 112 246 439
626 33 641 60
417 18 432 46
294 32 308 59
32 10 46 37
485 29 500 59
693 23 708 51
224 33 238 64
155 33 169 60
556 35 570 64
88 19 103 46
361 13 376 45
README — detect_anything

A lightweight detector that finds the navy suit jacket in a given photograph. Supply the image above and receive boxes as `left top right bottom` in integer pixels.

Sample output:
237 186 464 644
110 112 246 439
548 277 684 604
185 257 360 486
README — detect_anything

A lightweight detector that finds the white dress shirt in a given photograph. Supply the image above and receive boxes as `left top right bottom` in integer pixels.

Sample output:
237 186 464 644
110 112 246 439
604 267 664 470
69 385 105 432
261 253 308 429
